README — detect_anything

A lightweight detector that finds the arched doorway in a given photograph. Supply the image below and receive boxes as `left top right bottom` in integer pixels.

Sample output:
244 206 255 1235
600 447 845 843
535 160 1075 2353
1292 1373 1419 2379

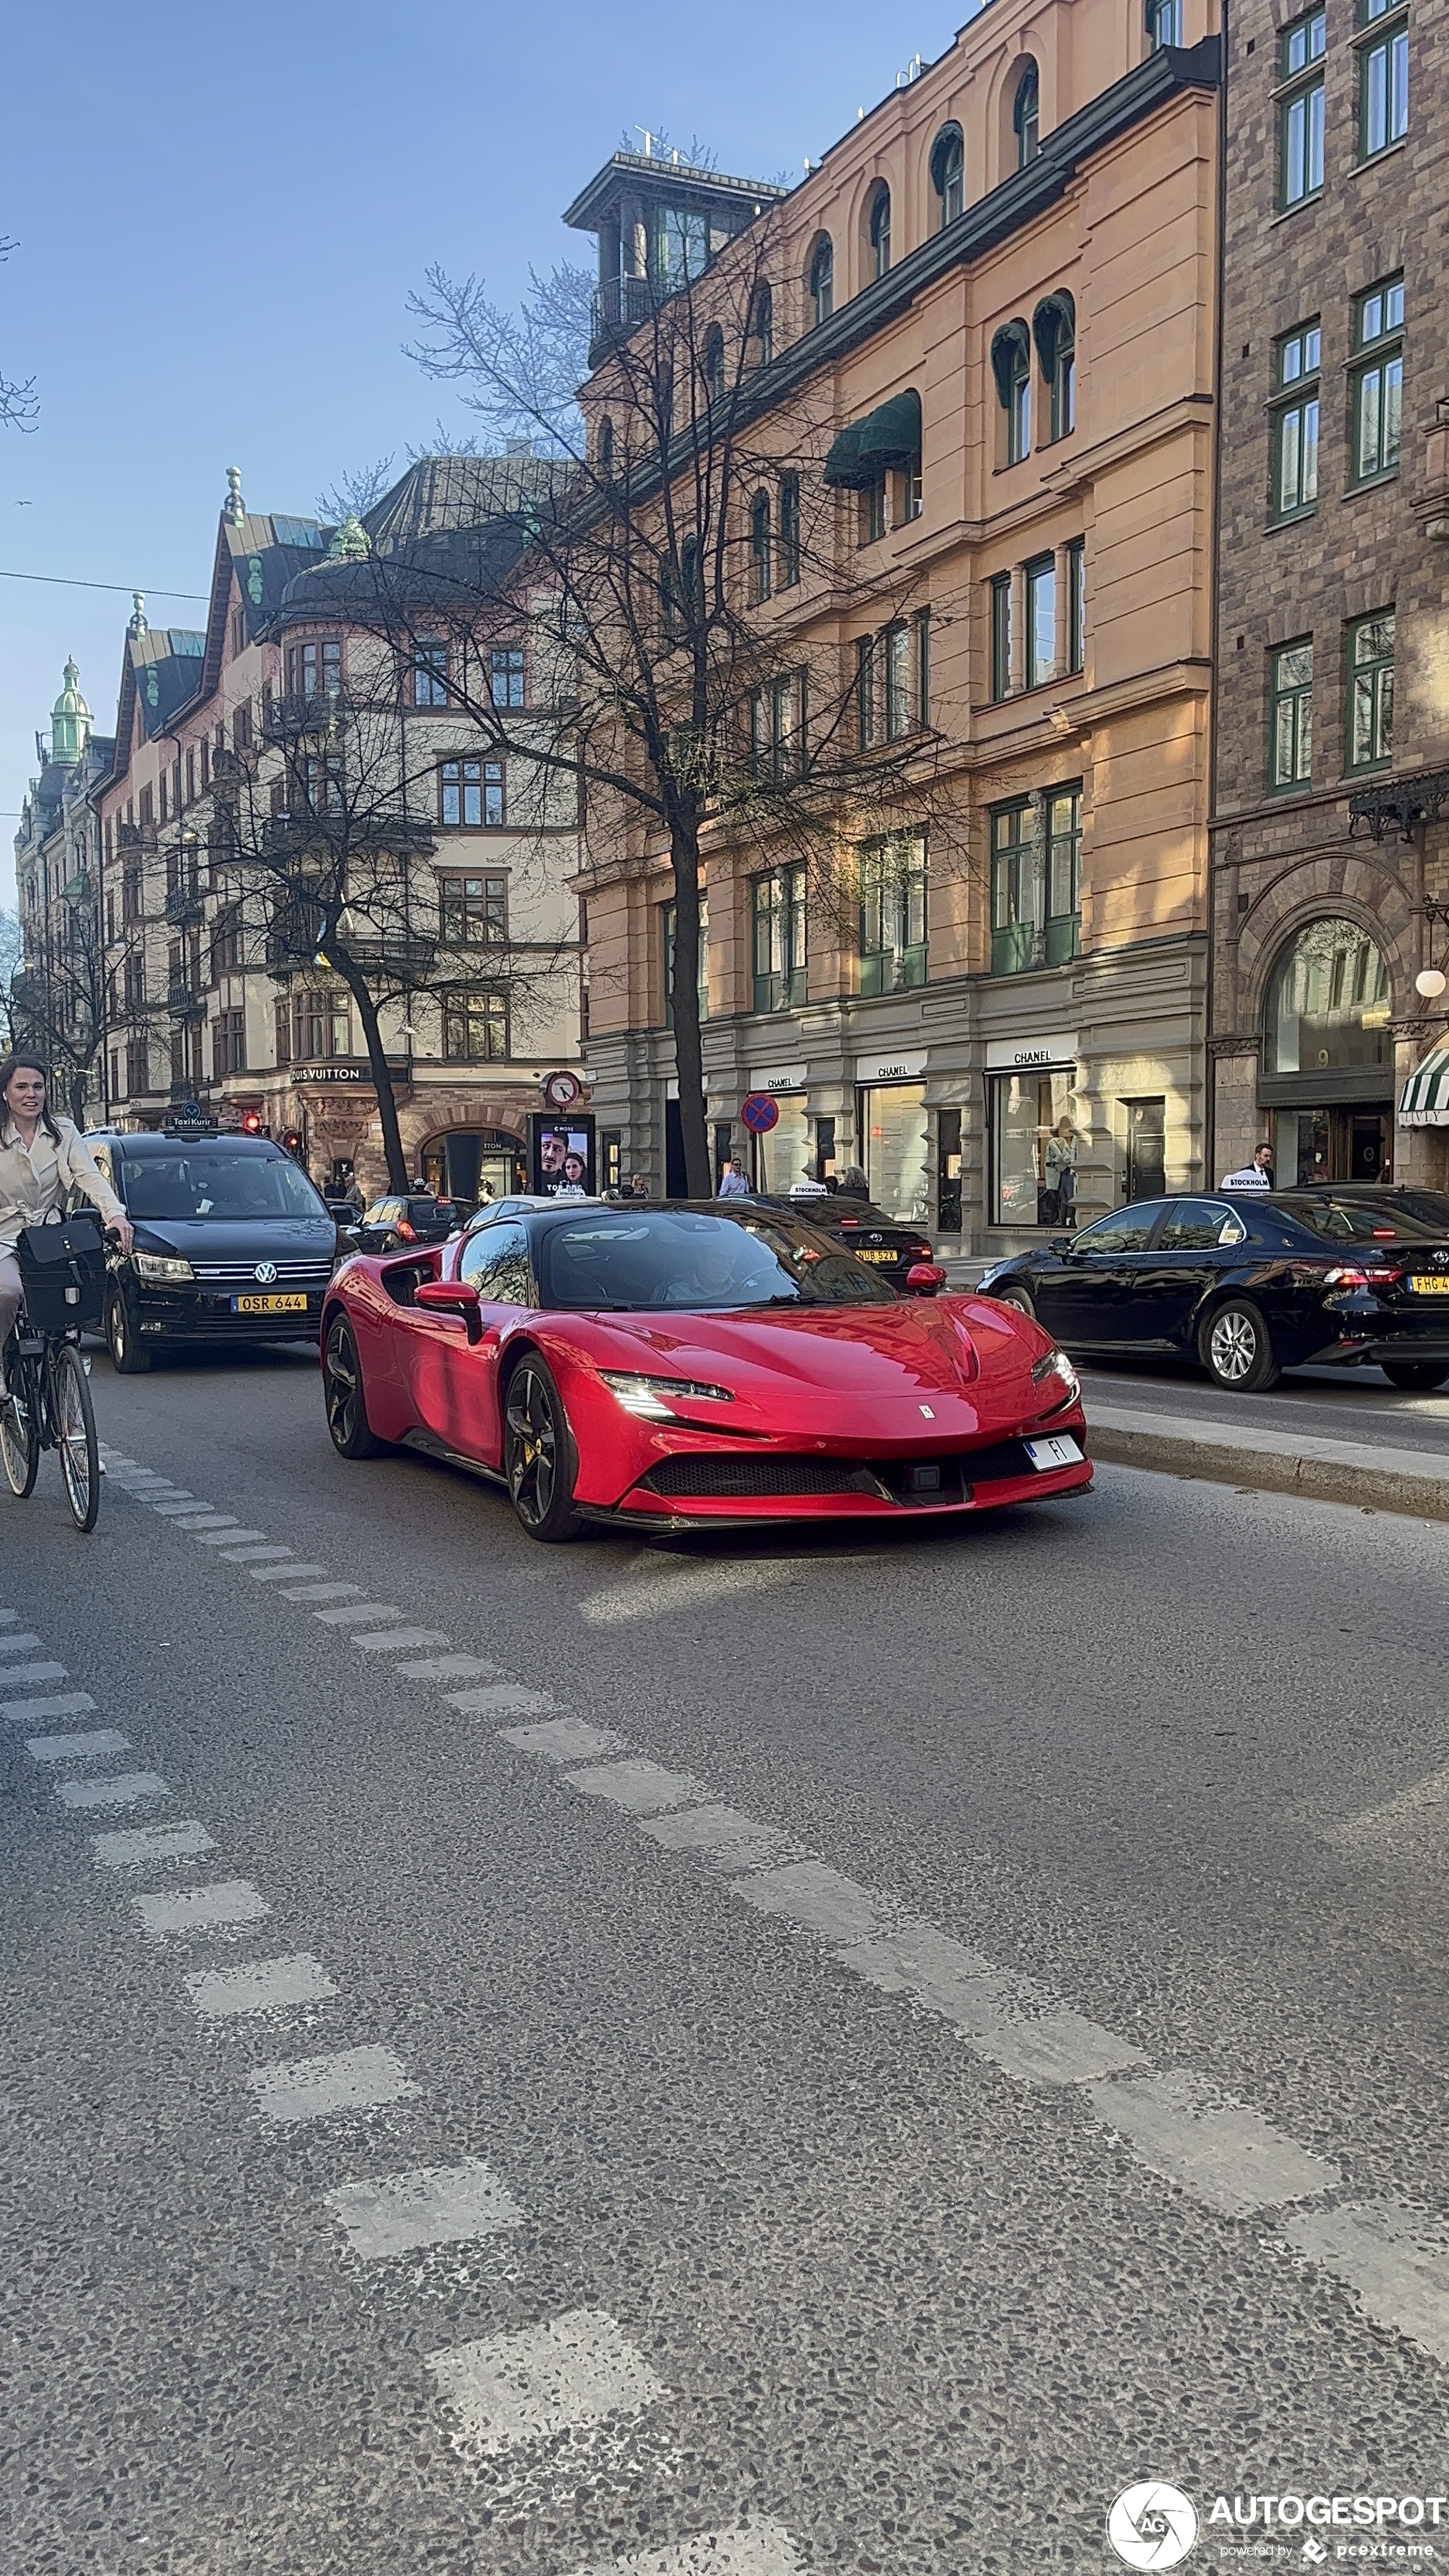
419 1127 526 1212
1261 916 1394 1182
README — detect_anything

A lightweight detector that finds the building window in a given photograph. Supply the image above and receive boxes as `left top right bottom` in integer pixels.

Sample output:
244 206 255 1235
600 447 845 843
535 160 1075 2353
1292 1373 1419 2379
860 835 926 995
442 988 509 1060
752 864 807 1011
1280 9 1326 206
1147 0 1183 43
1347 611 1394 769
410 639 448 706
489 647 525 707
991 802 1034 975
1035 295 1075 440
753 285 774 367
885 621 913 737
139 785 153 827
292 990 351 1061
1269 640 1314 787
990 572 1013 701
1047 787 1082 964
663 897 709 1027
212 1008 246 1079
440 873 507 945
1272 321 1321 516
440 758 505 827
751 492 772 603
856 636 877 749
1350 277 1404 481
810 237 834 327
868 184 891 280
1067 538 1086 674
993 323 1031 463
1014 64 1041 167
290 637 342 700
778 473 800 586
917 608 931 728
1359 0 1408 157
1263 916 1390 1072
861 475 888 545
126 1039 149 1098
931 124 965 224
749 674 803 784
1026 555 1056 688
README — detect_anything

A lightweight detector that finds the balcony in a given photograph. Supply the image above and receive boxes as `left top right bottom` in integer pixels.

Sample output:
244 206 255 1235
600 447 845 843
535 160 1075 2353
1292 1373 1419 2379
589 273 667 362
261 691 344 744
208 747 242 798
164 879 205 926
167 981 204 1019
1347 767 1449 844
265 908 325 971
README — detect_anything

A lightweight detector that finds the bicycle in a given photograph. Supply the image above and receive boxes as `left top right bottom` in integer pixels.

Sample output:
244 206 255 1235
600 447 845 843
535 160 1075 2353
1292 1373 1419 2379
0 1215 112 1533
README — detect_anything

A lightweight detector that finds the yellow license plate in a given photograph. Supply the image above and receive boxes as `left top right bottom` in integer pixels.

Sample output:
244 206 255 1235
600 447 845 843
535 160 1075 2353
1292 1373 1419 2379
1408 1276 1449 1295
232 1293 309 1314
856 1248 897 1263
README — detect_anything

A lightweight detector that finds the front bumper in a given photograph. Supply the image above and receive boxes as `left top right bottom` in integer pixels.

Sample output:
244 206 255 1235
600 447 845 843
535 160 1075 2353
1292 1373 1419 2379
608 1421 1092 1524
126 1283 327 1343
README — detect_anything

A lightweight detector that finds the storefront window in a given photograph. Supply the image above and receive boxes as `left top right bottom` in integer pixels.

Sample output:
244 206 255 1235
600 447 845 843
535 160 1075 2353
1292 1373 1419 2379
753 1093 813 1193
861 1082 929 1220
990 1070 1081 1227
1262 917 1390 1071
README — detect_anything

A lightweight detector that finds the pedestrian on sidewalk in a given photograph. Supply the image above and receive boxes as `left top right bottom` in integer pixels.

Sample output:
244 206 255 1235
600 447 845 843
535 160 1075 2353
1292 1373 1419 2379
718 1158 750 1198
1221 1142 1275 1190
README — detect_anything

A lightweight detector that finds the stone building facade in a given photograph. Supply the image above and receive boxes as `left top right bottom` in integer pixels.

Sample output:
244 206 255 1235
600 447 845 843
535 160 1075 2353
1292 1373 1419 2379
1211 0 1449 1186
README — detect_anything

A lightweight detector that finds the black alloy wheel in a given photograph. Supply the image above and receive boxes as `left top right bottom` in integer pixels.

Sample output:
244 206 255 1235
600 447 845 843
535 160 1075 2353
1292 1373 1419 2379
504 1357 581 1542
106 1285 149 1374
1199 1297 1280 1394
1381 1360 1449 1392
323 1314 385 1459
994 1283 1037 1320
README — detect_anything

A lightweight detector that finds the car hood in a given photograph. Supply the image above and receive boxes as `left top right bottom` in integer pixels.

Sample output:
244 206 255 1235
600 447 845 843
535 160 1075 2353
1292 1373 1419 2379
131 1218 337 1263
558 1296 1039 1396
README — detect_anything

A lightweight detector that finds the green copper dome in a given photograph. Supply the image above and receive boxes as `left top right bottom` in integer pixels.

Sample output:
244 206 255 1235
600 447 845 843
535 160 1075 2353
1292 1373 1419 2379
50 658 92 764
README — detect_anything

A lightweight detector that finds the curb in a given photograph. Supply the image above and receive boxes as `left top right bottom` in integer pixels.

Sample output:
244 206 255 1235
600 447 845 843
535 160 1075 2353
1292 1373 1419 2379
1088 1412 1449 1523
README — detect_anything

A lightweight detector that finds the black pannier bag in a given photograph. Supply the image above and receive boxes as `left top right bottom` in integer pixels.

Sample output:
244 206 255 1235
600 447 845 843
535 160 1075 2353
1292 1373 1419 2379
15 1214 107 1335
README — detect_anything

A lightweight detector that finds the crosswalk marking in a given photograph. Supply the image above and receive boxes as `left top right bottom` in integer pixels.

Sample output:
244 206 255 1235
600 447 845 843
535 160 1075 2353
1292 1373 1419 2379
501 1715 626 1762
248 2043 418 2124
58 1771 169 1812
1286 2200 1449 2364
92 1821 216 1868
192 1527 269 1547
0 1633 46 1655
731 1860 882 1947
1088 2070 1339 2215
135 1881 270 1936
280 1581 361 1602
326 2156 523 2257
427 2306 666 2452
638 1805 791 1872
353 1627 450 1652
25 1730 131 1763
249 1562 330 1583
396 1654 499 1682
447 1682 553 1716
1 1691 96 1725
185 1954 337 2019
568 2527 804 2575
566 1758 708 1817
313 1601 403 1626
837 1923 1149 2087
0 1662 68 1687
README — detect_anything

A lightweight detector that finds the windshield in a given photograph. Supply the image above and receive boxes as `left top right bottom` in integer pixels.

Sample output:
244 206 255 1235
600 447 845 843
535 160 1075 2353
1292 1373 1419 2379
540 1209 898 1311
122 1153 328 1223
1288 1196 1449 1244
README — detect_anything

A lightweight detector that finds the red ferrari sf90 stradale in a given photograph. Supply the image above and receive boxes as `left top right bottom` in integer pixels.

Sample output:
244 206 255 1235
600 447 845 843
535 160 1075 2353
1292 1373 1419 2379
319 1200 1092 1541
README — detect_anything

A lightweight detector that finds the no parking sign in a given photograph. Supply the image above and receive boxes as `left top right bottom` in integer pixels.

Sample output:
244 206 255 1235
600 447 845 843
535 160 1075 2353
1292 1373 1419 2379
740 1091 781 1136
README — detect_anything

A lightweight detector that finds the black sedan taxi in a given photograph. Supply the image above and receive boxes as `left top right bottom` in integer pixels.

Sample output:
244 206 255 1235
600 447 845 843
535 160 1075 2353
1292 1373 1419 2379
747 1193 936 1290
353 1192 460 1254
80 1131 340 1372
976 1185 1449 1392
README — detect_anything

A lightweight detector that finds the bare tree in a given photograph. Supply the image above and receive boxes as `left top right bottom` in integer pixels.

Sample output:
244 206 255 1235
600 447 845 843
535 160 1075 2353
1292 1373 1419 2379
403 207 952 1194
0 238 38 431
10 890 110 1121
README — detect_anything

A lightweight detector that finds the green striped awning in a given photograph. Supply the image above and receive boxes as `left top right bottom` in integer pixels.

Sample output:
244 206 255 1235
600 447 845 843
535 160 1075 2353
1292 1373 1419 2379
1398 1040 1449 1127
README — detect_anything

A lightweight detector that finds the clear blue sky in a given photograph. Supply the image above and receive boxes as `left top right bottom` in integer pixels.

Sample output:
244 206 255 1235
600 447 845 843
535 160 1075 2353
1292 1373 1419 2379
0 0 967 891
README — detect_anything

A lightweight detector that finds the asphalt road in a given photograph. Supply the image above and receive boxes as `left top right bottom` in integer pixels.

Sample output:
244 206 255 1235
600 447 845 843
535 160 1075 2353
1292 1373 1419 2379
1076 1350 1449 1459
4 1339 1449 2576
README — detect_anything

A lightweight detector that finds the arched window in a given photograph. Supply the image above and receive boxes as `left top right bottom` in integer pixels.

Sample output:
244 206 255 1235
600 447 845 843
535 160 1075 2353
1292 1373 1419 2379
1033 292 1075 440
868 183 892 280
809 236 834 327
598 416 615 480
752 284 774 368
991 321 1032 463
1263 918 1391 1073
1014 64 1041 167
750 491 772 604
930 124 965 226
703 325 725 407
1147 0 1183 46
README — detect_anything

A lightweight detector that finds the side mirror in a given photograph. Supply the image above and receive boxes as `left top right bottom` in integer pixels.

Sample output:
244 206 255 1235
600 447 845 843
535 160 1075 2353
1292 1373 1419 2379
414 1278 484 1344
1050 1234 1075 1254
904 1262 947 1297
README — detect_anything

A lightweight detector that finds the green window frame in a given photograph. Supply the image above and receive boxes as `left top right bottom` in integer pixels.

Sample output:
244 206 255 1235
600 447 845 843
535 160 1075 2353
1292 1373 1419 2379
1067 539 1086 674
1346 611 1394 772
860 835 927 995
990 572 1013 702
778 473 800 588
1269 640 1314 789
1270 322 1321 517
1046 785 1082 965
752 864 807 1012
990 802 1034 976
1358 0 1408 159
1026 554 1055 689
1279 8 1326 206
1350 277 1403 483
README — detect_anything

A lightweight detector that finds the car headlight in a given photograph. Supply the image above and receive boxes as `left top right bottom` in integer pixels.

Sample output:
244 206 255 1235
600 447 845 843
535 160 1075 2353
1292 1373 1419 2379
598 1370 736 1420
1031 1346 1080 1408
133 1251 195 1284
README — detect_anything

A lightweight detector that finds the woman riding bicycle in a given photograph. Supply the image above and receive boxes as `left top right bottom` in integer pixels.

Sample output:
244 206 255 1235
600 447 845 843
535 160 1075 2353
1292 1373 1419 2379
0 1056 133 1355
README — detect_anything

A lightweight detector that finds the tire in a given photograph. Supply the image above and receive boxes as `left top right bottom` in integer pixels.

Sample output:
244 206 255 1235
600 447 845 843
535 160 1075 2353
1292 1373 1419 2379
1381 1360 1449 1392
503 1356 581 1542
322 1314 385 1459
994 1284 1037 1321
1199 1297 1279 1394
106 1286 149 1374
53 1344 99 1533
0 1356 39 1498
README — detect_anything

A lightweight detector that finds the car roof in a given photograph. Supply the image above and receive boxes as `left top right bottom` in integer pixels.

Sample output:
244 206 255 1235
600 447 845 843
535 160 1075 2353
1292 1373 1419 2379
87 1129 286 1158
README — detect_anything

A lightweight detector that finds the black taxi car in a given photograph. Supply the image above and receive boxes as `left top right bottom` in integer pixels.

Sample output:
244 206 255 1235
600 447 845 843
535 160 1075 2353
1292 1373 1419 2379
81 1130 339 1372
746 1193 936 1290
353 1192 460 1254
976 1185 1449 1392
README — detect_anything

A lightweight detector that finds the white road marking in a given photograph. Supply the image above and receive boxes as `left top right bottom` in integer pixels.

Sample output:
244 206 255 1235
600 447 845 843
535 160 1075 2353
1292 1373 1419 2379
326 2156 523 2257
25 1729 131 1763
1317 1756 1449 1862
578 1558 804 1627
837 1926 1149 2086
192 1528 269 1547
313 1601 403 1626
149 1501 207 1515
281 1581 361 1602
58 1771 170 1811
447 1683 553 1716
396 1654 499 1682
93 1821 216 1868
499 1716 626 1762
731 1860 883 1947
249 2043 418 2124
0 1608 18 1624
1088 2070 1339 2215
565 1757 708 1817
185 1953 337 2018
568 2526 804 2576
250 1562 330 1583
1 1690 96 1724
1286 2200 1449 2364
0 1662 68 1687
218 1545 296 1564
353 1628 451 1653
637 1805 792 1872
173 1515 241 1532
426 2306 666 2452
0 1633 46 1655
135 1880 270 1936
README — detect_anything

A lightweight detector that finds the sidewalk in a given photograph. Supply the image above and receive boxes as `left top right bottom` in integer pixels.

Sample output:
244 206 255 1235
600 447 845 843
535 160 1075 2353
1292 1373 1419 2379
1086 1399 1449 1522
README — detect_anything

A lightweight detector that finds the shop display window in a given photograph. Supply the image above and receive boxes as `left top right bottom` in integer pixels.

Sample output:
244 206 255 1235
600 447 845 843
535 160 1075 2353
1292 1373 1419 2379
990 1070 1081 1226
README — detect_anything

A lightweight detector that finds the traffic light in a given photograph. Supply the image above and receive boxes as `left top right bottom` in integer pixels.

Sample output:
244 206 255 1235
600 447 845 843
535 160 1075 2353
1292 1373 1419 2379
241 1109 265 1135
281 1129 303 1156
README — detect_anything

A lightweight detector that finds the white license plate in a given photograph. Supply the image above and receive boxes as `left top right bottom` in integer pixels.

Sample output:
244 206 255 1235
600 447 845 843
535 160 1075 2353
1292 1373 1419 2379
1024 1433 1083 1471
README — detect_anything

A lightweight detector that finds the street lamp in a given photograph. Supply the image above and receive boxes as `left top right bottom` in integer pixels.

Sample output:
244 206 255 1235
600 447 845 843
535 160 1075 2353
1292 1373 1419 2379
1416 967 1447 1002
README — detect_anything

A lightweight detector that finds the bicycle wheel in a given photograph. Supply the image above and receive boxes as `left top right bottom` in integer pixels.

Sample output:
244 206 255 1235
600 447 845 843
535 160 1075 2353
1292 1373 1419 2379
53 1343 99 1532
0 1356 39 1499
